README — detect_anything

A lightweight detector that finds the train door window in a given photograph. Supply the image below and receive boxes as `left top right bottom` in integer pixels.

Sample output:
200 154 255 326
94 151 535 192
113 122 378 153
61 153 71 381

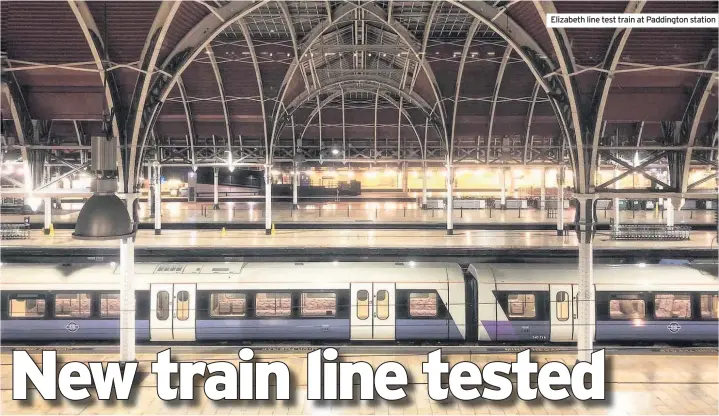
9 296 46 318
654 294 691 319
176 291 190 321
700 294 719 319
508 294 536 318
376 290 390 320
609 295 645 319
210 293 247 317
156 291 170 320
55 293 91 318
301 293 337 317
100 293 121 317
357 290 370 320
556 292 569 321
255 293 291 317
409 293 437 317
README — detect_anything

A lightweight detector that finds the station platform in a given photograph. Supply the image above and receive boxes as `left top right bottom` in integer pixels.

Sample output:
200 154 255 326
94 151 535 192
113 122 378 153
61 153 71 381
2 346 716 415
4 201 718 231
2 229 717 263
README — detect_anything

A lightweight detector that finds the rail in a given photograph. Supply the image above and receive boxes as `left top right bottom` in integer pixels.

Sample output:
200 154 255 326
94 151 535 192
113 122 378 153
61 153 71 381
610 224 691 241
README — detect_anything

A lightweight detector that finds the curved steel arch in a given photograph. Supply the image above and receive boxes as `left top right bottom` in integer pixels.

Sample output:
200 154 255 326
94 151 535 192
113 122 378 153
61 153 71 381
450 19 480 161
296 87 424 149
237 20 270 163
588 1 646 188
67 0 125 185
269 1 449 152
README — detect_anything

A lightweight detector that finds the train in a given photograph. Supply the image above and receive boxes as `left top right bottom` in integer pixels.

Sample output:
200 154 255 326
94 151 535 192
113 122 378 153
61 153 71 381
1 262 717 344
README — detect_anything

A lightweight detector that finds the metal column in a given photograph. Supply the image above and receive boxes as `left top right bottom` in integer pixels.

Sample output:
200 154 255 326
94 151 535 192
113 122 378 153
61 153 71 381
499 168 506 208
446 164 453 235
154 165 161 235
666 198 675 227
540 168 546 209
292 166 299 208
613 168 620 227
120 194 136 363
401 162 408 193
557 167 565 235
575 197 596 363
265 166 272 235
213 168 220 209
43 197 52 234
147 165 153 215
421 163 428 209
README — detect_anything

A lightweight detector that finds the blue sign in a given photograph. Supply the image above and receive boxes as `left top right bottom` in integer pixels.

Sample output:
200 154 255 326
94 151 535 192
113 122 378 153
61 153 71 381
160 176 166 184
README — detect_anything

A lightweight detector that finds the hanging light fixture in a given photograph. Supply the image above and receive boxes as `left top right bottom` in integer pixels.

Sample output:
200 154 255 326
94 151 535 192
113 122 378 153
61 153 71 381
73 9 133 241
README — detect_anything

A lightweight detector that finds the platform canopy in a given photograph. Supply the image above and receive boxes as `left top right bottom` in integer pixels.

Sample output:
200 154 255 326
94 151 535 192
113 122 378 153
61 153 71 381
1 1 717 197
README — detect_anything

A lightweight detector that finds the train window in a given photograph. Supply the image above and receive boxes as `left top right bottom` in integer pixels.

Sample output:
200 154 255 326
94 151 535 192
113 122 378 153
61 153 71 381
156 291 170 321
255 293 291 317
357 290 369 320
556 292 569 321
376 290 390 320
409 293 437 317
176 291 190 321
508 294 536 318
609 295 645 319
301 293 337 317
654 294 691 319
700 294 719 319
100 293 121 317
210 293 246 317
9 297 46 318
55 293 91 318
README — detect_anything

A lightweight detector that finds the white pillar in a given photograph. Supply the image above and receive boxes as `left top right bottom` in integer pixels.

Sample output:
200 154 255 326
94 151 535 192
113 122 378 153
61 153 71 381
576 197 595 363
120 195 136 363
213 168 220 209
43 197 52 234
421 163 428 209
666 198 675 227
613 168 620 227
292 169 299 208
540 168 546 209
401 162 408 192
154 165 161 235
265 166 272 235
499 168 506 208
147 165 153 214
446 164 453 235
557 167 565 235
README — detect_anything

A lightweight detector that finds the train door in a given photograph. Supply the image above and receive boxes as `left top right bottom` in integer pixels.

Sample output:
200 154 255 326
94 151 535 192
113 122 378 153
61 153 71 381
550 284 573 342
350 283 396 340
150 284 196 341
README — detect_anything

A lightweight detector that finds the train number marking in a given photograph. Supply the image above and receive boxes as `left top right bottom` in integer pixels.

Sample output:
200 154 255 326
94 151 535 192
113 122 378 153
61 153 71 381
66 322 80 332
667 322 681 333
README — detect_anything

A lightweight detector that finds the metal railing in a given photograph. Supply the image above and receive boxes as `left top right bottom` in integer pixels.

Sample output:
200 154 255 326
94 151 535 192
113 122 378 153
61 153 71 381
1 222 31 240
610 224 691 241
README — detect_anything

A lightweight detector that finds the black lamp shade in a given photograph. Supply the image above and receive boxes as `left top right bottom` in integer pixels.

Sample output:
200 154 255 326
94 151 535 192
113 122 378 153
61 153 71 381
72 194 135 240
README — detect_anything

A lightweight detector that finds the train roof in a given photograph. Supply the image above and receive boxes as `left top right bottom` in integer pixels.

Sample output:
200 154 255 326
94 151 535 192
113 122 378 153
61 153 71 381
469 263 719 286
0 262 464 286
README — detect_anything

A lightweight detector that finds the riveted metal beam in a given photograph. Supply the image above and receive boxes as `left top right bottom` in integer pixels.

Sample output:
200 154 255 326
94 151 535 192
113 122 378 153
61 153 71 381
523 82 540 164
238 20 270 163
206 46 234 148
450 19 480 161
486 45 513 163
588 1 646 188
176 77 196 167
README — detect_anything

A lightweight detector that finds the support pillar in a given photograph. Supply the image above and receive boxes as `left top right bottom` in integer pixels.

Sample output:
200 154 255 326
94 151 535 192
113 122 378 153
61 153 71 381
446 164 453 235
154 164 161 235
265 166 272 235
613 167 620 227
292 164 299 208
213 168 220 209
43 197 52 234
120 194 136 363
499 168 506 208
575 196 596 363
666 198 675 227
557 167 565 236
421 163 428 209
540 168 546 209
401 162 408 193
147 165 154 215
